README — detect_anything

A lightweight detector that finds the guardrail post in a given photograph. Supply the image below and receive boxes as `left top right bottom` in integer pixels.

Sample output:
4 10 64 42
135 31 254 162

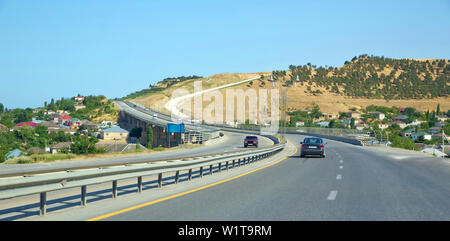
232 160 235 168
81 185 87 207
209 164 213 176
175 171 179 184
112 180 118 198
158 173 163 188
40 192 47 216
137 176 142 193
200 166 203 178
226 161 229 171
218 162 222 172
188 169 192 181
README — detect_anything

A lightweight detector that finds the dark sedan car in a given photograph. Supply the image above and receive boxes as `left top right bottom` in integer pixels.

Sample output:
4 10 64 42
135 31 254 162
300 137 326 158
244 136 258 148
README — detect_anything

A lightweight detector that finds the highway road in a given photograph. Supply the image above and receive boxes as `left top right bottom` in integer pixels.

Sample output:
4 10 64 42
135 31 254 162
0 132 274 221
88 134 450 221
0 131 273 176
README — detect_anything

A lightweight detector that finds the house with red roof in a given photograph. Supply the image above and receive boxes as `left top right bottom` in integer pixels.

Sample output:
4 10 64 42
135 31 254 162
15 122 38 129
60 115 72 121
64 118 85 127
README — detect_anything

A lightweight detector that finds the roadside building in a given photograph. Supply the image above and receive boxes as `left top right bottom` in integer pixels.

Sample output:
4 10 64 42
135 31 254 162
15 122 38 128
392 115 408 123
41 121 71 134
371 112 385 120
32 118 44 124
428 127 441 134
14 122 38 130
348 111 361 119
431 133 450 141
295 121 305 127
56 110 71 116
74 104 86 111
100 126 129 141
436 115 449 122
64 118 84 127
378 123 389 130
5 149 25 159
81 121 99 131
355 123 368 131
316 121 329 127
74 96 86 103
436 121 446 128
50 142 71 154
60 115 72 122
321 113 338 120
27 147 45 155
99 121 113 129
408 119 422 126
410 132 432 141
48 114 62 123
401 129 414 138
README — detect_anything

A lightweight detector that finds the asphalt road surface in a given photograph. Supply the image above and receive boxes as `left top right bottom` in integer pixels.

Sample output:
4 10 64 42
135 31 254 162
0 131 274 221
99 134 450 221
0 131 273 176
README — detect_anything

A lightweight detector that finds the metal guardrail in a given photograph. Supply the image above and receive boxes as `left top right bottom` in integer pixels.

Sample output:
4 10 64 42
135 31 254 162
0 142 285 216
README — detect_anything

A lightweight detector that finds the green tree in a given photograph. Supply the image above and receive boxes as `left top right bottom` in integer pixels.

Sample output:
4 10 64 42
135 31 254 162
389 135 417 150
310 105 322 119
0 103 4 114
130 127 143 138
444 123 450 136
48 98 57 111
71 136 98 154
328 119 336 128
146 127 153 149
15 109 33 124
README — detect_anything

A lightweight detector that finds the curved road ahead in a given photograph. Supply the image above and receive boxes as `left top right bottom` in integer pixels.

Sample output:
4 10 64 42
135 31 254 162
0 131 273 176
98 134 450 221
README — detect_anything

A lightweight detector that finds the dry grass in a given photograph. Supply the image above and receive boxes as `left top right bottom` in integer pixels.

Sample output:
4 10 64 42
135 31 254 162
127 71 450 120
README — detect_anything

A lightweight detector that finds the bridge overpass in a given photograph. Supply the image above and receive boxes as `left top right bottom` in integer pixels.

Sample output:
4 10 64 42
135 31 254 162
116 101 220 148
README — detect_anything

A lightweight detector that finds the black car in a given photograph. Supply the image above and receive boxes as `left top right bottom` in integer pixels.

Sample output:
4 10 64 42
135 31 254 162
300 137 326 158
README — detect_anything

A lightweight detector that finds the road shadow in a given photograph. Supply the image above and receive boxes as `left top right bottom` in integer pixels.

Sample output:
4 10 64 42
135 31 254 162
0 164 239 220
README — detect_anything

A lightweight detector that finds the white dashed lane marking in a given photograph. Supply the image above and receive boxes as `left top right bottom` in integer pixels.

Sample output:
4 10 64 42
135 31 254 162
327 190 338 200
336 174 342 180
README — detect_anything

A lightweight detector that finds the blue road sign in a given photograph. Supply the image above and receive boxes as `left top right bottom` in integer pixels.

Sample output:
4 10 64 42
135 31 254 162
166 123 185 133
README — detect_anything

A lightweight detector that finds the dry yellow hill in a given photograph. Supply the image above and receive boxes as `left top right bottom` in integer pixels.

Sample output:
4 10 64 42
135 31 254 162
126 56 449 120
129 73 449 118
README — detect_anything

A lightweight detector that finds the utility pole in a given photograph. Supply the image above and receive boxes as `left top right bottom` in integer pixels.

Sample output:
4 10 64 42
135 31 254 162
443 129 445 156
284 87 288 137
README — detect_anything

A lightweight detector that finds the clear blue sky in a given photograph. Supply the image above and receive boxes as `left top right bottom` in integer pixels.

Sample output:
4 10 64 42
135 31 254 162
1 0 449 109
